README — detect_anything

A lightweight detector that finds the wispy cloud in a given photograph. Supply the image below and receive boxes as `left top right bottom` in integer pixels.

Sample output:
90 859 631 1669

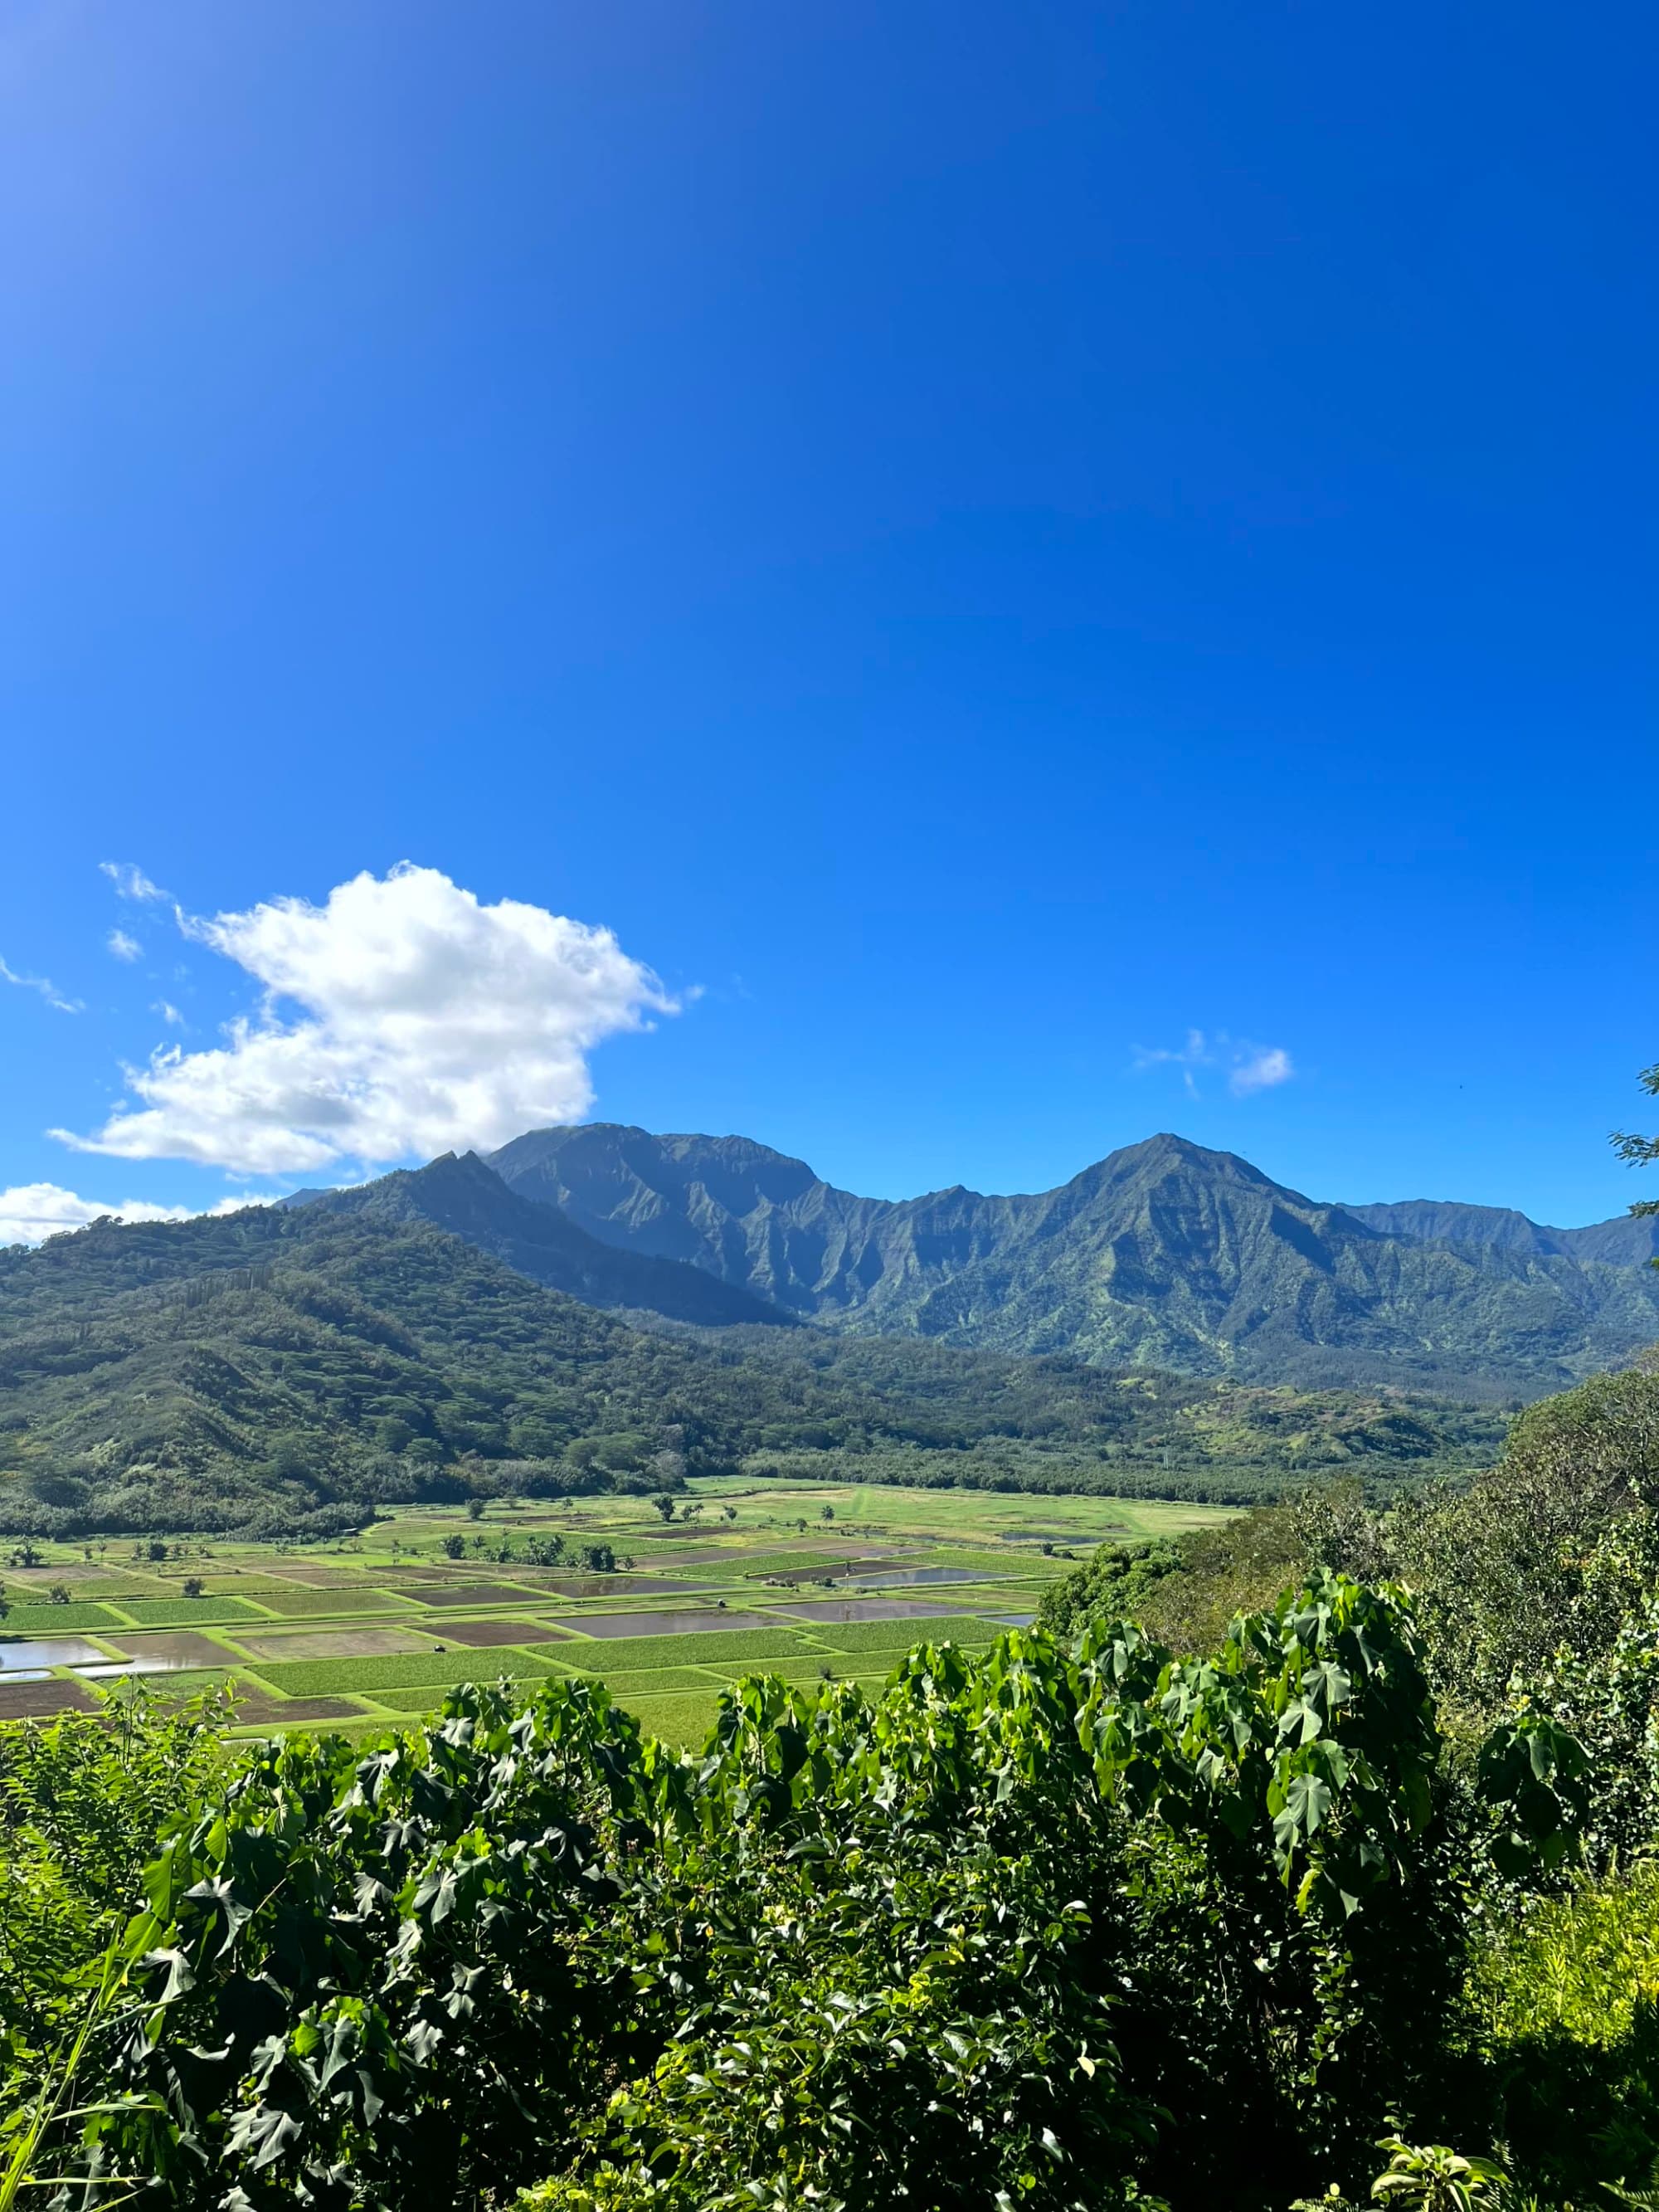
1132 1028 1211 1097
1133 1028 1295 1100
0 954 80 1014
100 860 168 902
108 928 142 962
153 1000 185 1026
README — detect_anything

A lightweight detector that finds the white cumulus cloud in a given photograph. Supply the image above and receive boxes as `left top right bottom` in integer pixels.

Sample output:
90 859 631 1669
108 928 142 962
1133 1028 1295 1100
54 863 677 1177
0 1183 264 1249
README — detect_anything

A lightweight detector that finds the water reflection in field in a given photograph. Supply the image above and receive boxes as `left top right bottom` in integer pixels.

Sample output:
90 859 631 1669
0 1638 108 1674
849 1567 981 1588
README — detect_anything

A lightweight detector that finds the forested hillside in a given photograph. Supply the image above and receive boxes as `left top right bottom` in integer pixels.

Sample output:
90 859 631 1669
0 1202 1500 1537
487 1123 1659 1394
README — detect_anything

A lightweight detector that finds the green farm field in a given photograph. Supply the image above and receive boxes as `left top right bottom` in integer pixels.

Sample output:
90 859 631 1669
0 1482 1233 1744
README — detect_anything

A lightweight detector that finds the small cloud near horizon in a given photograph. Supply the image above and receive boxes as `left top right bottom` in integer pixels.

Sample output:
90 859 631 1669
0 1182 272 1249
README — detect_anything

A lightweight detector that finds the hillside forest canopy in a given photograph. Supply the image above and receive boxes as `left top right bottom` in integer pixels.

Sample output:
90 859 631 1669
0 1202 1504 1541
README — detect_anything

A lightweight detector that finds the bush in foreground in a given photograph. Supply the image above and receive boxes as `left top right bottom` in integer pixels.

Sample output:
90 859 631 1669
5 1571 1571 2212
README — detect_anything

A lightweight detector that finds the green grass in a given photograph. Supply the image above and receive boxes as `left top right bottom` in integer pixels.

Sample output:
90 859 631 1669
551 1628 815 1673
682 1551 898 1580
248 1649 561 1699
93 1669 239 1699
769 1614 1004 1653
547 1661 733 1696
617 1689 722 1747
725 1657 864 1685
693 1480 1227 1545
0 1602 124 1632
116 1597 270 1625
241 1586 409 1616
920 1547 1069 1573
370 1667 721 1714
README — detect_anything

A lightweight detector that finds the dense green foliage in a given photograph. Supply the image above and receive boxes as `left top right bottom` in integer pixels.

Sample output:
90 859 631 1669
0 1201 1497 1539
489 1123 1659 1394
0 1685 232 2073
4 1350 1658 2211
1042 1366 1659 1727
1030 1354 1659 2203
7 1572 1562 2212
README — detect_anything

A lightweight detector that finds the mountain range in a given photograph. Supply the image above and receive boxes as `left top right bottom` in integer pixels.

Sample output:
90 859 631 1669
482 1124 1659 1397
0 1186 1502 1539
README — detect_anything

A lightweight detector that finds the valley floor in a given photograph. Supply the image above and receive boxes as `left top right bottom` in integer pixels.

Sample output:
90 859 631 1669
0 1482 1228 1742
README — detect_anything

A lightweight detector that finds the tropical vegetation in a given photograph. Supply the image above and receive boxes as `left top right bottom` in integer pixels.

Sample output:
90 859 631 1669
2 1352 1659 2205
0 1202 1499 1539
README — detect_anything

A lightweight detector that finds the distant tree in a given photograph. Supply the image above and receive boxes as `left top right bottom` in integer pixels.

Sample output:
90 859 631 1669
376 1416 415 1455
144 1539 167 1564
1613 1064 1659 1219
820 1504 834 1522
579 1542 616 1573
47 1582 71 1605
266 1433 310 1480
650 1494 676 1523
182 1576 205 1600
0 1584 7 1624
440 1534 466 1561
723 1505 737 1523
466 1499 485 1522
509 1416 565 1461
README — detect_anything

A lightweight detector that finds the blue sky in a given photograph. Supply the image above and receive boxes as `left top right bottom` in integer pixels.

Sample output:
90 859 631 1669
2 0 1655 1240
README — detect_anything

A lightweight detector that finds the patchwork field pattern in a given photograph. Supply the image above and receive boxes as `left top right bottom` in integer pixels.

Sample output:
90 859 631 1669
0 1480 1230 1746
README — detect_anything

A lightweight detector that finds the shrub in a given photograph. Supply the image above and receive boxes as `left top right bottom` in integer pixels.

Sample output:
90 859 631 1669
34 1576 1518 2212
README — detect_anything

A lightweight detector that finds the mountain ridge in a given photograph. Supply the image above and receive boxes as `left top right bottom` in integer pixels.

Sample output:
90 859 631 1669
484 1124 1659 1396
298 1147 792 1329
